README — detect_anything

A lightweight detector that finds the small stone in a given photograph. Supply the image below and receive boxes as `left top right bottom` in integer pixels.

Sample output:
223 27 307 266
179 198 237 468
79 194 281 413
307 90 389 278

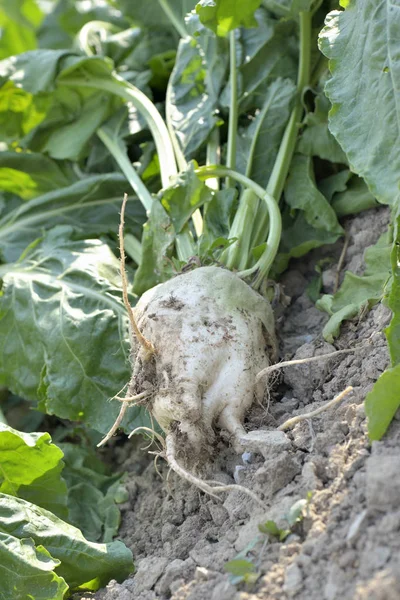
155 558 194 595
366 455 400 510
283 562 302 595
211 580 237 600
208 503 229 527
234 429 291 458
301 461 321 491
134 556 168 593
346 510 368 543
195 567 210 581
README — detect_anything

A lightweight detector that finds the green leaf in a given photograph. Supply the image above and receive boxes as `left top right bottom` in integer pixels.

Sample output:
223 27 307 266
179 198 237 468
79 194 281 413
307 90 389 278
0 227 147 435
133 201 176 295
284 154 343 235
258 520 280 536
37 0 129 50
220 15 297 112
161 163 213 233
274 209 340 275
168 13 228 158
0 151 76 200
0 173 145 263
0 82 50 143
196 0 262 36
365 365 400 441
59 442 126 543
224 558 256 576
236 77 296 187
331 175 379 218
297 93 347 164
0 532 68 600
118 0 197 30
319 3 400 206
318 169 350 203
258 519 290 541
0 424 68 519
365 214 400 439
0 493 134 591
262 0 315 18
0 0 43 59
0 50 120 160
317 230 392 342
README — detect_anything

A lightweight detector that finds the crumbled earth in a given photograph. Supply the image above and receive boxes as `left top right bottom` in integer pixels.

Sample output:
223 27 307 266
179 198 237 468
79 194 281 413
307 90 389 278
84 206 400 600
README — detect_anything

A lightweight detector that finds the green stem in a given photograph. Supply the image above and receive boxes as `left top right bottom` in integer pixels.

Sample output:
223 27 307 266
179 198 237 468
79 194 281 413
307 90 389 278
221 189 258 270
176 230 195 261
196 166 281 286
267 11 311 200
226 31 238 188
59 74 178 188
205 127 220 192
251 10 312 251
77 21 117 56
97 128 154 212
157 0 187 39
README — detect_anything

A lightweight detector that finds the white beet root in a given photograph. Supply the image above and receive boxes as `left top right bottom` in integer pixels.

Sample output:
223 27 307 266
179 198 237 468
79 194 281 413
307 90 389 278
128 266 276 469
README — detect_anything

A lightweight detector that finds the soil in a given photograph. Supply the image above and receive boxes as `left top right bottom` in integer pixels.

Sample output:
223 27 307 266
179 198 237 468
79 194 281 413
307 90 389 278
82 206 400 600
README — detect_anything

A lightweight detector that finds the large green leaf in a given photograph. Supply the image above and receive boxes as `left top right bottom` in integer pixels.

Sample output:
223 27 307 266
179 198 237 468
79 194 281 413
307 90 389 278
168 13 228 158
0 532 68 600
59 442 127 543
0 227 147 434
0 425 67 519
236 77 295 187
0 173 145 263
319 3 400 206
0 151 76 200
0 493 134 591
0 50 120 159
196 0 262 36
220 13 297 112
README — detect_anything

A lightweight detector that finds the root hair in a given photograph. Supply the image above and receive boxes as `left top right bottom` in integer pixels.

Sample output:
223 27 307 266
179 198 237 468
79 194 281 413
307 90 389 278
165 433 267 509
120 193 155 358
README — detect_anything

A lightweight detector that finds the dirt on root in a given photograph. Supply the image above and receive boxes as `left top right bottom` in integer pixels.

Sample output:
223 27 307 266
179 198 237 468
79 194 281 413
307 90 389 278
83 206 400 600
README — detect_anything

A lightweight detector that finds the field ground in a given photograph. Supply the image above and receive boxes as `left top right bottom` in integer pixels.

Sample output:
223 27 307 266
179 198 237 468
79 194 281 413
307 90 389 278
82 206 399 600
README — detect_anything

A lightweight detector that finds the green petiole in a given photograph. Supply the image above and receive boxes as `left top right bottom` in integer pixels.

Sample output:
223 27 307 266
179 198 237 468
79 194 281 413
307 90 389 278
196 165 281 288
